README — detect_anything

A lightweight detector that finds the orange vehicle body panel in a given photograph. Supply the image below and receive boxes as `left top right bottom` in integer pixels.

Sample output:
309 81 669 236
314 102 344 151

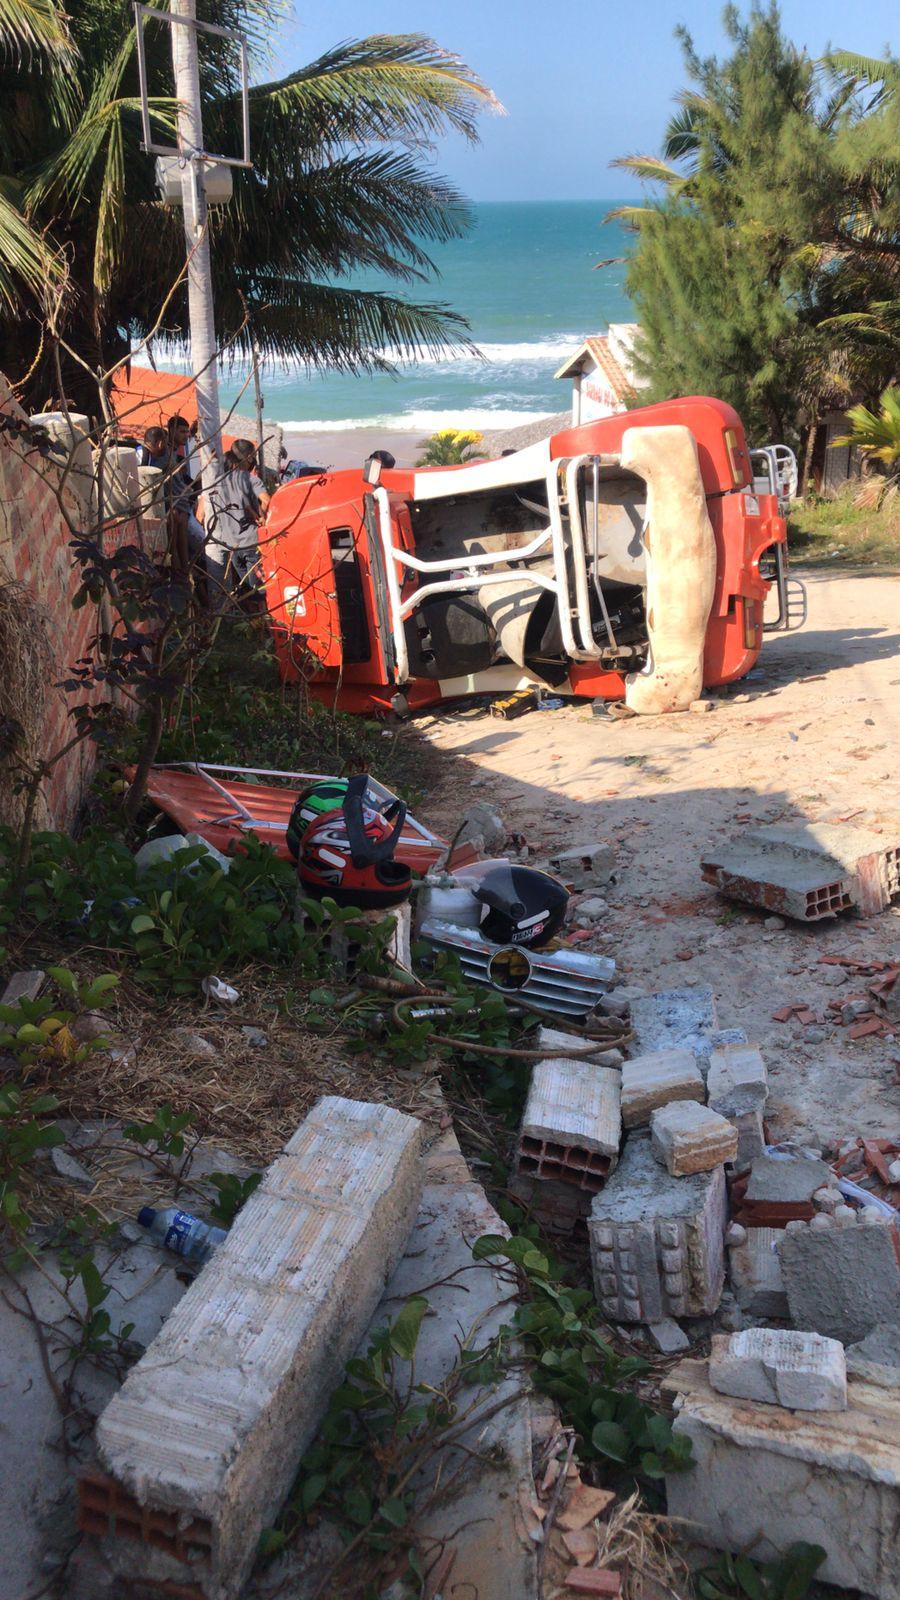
261 396 786 713
139 766 478 871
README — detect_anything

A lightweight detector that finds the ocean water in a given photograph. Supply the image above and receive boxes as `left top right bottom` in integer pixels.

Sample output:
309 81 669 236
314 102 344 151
217 200 634 432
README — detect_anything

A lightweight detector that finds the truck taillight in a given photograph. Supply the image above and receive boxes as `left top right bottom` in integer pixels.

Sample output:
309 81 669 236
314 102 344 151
724 428 750 488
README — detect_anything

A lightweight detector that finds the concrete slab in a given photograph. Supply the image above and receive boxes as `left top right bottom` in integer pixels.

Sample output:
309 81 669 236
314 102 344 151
846 1324 900 1390
243 1122 545 1600
90 1098 424 1600
664 1358 900 1598
778 1212 900 1344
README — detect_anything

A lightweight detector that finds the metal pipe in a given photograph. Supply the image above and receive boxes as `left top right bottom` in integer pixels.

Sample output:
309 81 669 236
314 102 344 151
590 456 618 649
387 527 551 574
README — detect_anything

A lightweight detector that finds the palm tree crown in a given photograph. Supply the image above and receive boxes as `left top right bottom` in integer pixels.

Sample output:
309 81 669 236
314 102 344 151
0 1 500 410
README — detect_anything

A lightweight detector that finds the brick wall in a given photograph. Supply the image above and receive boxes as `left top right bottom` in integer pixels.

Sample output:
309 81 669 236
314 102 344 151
0 376 161 831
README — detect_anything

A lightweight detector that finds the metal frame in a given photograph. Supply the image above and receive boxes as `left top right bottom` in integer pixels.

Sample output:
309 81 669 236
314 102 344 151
751 444 798 514
152 761 446 850
762 547 807 633
133 3 251 168
371 454 624 685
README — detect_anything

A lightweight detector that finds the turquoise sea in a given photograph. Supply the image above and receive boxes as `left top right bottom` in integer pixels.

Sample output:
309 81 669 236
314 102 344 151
218 200 634 431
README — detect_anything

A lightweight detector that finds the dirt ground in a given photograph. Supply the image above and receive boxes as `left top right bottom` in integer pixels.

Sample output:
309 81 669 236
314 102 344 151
420 566 900 1150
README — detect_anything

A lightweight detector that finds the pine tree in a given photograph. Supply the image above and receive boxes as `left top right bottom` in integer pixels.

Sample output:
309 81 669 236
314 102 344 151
610 4 897 444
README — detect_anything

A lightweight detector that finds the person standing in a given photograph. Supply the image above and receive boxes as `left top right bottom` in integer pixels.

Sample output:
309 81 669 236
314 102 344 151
205 439 270 610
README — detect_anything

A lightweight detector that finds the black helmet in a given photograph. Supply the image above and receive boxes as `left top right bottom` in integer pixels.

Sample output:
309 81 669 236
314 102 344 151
455 859 568 948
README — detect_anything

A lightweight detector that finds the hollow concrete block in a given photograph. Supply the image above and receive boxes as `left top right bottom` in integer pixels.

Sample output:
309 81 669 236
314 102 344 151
517 1057 621 1193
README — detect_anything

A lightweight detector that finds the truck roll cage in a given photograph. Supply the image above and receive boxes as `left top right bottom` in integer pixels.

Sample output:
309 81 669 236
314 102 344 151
372 450 622 685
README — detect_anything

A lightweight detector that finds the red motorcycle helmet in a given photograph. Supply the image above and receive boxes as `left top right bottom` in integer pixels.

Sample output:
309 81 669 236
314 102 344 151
297 773 412 910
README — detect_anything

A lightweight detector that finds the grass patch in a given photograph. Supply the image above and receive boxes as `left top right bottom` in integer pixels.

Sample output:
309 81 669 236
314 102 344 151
154 620 431 801
788 487 899 569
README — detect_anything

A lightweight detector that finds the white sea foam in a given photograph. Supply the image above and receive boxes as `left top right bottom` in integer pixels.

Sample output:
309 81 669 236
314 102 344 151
148 335 587 377
281 408 556 435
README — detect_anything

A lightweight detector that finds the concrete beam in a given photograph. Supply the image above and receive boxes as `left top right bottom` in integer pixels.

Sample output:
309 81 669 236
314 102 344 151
89 1097 423 1600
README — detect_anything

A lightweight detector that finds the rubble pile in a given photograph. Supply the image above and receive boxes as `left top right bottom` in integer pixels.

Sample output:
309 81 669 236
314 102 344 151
507 977 900 1595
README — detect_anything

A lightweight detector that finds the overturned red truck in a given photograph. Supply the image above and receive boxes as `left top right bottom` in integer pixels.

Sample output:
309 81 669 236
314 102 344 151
261 397 804 716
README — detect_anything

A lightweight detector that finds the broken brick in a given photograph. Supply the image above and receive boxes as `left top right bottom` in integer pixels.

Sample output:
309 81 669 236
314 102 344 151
562 1528 600 1566
849 1018 887 1040
565 1572 622 1596
557 1484 617 1531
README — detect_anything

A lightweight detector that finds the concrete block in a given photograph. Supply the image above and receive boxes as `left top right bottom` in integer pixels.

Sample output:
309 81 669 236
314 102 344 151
709 1328 847 1411
650 1101 737 1176
91 1097 423 1600
728 1227 788 1317
733 1108 766 1167
778 1212 900 1344
549 843 616 889
537 1025 623 1068
707 1043 767 1119
620 1049 704 1128
589 1134 726 1322
517 1057 621 1192
648 1318 690 1354
629 986 718 1062
846 1324 900 1390
0 970 45 1006
663 1358 900 1598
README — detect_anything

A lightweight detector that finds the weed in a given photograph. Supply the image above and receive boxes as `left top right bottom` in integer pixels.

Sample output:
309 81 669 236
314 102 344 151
471 1233 693 1490
207 1170 262 1226
697 1542 826 1600
263 1295 458 1588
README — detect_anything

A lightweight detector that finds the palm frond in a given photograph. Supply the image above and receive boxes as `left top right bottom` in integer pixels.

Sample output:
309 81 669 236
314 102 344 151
210 279 475 369
0 187 60 310
825 51 900 90
0 0 73 62
610 154 683 185
245 34 502 150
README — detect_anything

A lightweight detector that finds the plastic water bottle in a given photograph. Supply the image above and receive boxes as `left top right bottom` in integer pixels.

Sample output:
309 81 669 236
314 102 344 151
137 1205 227 1264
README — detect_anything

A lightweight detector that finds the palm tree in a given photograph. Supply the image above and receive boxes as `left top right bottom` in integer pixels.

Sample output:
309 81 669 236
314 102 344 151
0 2 499 411
832 385 900 507
416 428 483 466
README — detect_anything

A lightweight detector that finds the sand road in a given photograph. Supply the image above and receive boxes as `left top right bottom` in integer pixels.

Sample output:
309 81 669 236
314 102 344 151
422 567 900 1148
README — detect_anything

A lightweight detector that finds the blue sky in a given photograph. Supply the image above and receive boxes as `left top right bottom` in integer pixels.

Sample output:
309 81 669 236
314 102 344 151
272 0 896 200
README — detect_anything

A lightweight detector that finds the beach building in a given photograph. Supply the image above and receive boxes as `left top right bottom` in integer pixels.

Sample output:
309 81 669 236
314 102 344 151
555 324 647 424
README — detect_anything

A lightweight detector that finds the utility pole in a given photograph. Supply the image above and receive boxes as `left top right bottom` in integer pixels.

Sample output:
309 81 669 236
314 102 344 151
169 0 223 501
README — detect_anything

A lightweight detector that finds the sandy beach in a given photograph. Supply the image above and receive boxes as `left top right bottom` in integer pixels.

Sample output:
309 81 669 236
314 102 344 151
282 411 569 471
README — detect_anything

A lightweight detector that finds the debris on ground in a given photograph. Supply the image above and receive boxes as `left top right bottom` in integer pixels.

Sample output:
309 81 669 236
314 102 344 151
701 820 900 921
663 1356 900 1596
